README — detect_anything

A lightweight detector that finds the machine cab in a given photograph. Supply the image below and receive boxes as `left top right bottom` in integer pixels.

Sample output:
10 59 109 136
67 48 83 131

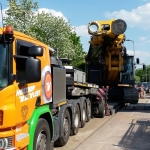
121 55 135 84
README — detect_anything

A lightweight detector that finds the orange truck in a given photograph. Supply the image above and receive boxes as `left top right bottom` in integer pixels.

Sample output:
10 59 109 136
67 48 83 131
0 26 107 150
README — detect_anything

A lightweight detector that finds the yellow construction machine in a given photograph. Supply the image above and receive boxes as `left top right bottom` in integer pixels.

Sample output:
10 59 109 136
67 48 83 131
86 19 138 104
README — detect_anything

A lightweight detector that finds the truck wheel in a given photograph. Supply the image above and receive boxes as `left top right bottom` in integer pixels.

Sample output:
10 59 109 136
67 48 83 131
33 118 52 150
55 109 71 146
98 100 105 118
86 99 91 122
130 100 138 104
143 92 146 99
81 101 86 128
70 104 80 135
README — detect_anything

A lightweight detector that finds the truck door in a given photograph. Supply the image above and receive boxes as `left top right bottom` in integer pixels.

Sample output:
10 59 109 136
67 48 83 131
14 39 41 125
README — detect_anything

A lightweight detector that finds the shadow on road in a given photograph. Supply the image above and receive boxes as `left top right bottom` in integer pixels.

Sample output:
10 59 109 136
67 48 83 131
117 119 150 150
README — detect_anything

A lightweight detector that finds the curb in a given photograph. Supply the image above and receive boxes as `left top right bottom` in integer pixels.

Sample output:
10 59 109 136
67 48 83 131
109 102 124 115
123 103 150 110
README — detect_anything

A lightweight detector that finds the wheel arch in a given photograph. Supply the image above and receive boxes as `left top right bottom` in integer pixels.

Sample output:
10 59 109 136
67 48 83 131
40 112 53 140
27 105 53 150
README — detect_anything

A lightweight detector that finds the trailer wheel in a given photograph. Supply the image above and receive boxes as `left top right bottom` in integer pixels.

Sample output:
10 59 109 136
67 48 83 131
98 100 105 118
33 118 52 150
70 104 80 135
81 101 86 128
55 109 71 146
86 99 91 122
130 99 138 104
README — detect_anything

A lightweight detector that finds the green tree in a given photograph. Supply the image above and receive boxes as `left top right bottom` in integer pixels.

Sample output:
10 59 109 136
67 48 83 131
5 0 38 34
135 76 140 83
135 65 150 82
30 12 74 58
5 0 85 67
135 68 144 78
69 32 86 67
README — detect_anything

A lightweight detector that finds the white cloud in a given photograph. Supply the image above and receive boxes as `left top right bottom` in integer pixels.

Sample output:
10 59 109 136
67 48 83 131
73 25 89 37
127 50 134 56
1 7 68 26
138 36 150 44
127 49 150 66
139 36 147 41
38 8 67 22
105 3 150 29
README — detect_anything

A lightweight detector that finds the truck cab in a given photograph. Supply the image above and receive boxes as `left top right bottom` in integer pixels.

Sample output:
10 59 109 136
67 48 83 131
0 26 54 150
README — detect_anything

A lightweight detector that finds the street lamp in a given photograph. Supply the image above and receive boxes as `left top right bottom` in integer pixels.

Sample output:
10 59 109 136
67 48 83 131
146 67 147 82
126 39 135 56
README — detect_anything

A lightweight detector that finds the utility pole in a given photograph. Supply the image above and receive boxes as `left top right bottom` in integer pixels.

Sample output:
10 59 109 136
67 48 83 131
126 39 135 56
146 67 147 82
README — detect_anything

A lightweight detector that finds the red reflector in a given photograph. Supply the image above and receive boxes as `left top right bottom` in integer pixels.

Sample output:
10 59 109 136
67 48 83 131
106 86 109 89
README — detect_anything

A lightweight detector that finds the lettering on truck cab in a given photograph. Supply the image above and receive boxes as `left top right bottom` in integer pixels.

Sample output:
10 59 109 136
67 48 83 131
16 85 41 102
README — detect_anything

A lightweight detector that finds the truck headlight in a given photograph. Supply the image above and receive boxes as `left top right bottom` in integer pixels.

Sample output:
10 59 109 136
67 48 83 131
0 136 14 149
112 19 127 35
0 138 8 149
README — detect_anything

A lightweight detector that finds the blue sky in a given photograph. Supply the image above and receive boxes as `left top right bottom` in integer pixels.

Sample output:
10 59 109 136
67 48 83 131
1 0 150 68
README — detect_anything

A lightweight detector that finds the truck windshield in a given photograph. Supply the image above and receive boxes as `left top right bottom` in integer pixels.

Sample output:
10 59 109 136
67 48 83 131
0 44 8 87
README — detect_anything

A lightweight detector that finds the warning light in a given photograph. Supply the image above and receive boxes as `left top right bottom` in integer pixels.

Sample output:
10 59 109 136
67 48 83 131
4 25 14 34
3 25 14 43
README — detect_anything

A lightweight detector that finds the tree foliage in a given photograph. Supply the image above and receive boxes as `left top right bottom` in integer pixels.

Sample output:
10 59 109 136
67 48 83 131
69 32 86 66
135 68 144 78
135 65 150 82
6 0 38 34
5 0 85 66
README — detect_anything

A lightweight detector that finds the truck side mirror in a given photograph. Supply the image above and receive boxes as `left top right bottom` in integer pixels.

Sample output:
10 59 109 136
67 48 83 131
143 64 146 71
136 58 140 64
25 58 41 83
28 46 43 57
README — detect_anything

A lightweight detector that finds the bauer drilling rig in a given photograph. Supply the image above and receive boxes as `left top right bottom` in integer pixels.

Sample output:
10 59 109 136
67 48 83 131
86 19 138 104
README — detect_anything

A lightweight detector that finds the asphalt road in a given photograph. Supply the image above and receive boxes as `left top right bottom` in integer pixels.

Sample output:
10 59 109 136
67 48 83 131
54 95 150 150
54 116 112 150
145 92 150 98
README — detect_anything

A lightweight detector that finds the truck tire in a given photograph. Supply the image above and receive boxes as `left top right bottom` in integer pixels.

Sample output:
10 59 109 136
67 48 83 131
55 109 71 146
70 104 80 135
86 99 91 122
130 98 138 104
33 118 52 150
144 92 146 99
98 100 105 118
80 101 86 128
